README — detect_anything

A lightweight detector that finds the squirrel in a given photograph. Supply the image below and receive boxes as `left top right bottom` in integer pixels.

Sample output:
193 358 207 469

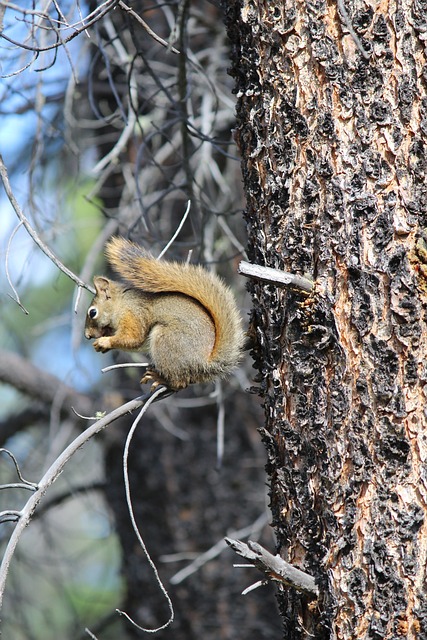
84 237 245 391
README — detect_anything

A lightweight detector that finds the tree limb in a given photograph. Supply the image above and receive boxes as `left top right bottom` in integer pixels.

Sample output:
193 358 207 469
118 1 179 54
225 537 319 597
0 406 49 446
0 349 93 419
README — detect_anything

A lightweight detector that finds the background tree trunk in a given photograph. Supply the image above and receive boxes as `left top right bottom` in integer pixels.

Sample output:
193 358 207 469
103 396 280 639
224 0 427 637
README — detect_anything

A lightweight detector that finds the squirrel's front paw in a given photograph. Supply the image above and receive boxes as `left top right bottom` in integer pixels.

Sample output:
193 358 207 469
93 337 112 353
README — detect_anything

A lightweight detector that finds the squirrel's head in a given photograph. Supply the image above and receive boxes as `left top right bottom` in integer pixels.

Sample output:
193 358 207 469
84 276 120 339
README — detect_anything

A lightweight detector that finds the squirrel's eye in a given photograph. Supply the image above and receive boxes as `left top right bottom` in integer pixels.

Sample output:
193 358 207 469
88 307 98 319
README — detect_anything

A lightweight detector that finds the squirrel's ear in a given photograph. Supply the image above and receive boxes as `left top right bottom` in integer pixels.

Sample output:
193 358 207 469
93 276 112 298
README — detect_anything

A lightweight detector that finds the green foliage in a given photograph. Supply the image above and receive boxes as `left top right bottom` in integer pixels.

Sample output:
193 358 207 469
63 180 105 266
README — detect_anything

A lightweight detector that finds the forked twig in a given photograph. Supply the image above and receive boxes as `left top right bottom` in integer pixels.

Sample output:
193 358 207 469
0 449 38 491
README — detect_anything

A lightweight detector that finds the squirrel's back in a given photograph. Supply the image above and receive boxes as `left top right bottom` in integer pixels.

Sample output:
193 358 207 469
105 237 244 376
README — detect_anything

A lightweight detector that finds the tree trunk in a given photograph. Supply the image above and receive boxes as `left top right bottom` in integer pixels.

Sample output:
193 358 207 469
224 0 427 638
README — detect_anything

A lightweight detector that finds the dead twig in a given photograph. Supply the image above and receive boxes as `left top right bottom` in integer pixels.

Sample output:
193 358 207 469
225 537 319 597
117 1 180 54
238 260 314 294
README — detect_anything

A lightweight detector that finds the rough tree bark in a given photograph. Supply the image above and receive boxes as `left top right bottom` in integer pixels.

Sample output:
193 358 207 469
224 0 427 638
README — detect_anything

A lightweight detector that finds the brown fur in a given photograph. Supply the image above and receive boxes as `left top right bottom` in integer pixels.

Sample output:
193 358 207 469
85 238 244 390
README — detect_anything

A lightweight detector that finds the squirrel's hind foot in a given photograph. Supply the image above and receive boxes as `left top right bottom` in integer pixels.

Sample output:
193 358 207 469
141 369 172 392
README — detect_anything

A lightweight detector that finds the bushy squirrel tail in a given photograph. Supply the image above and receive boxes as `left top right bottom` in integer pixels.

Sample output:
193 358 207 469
105 237 244 374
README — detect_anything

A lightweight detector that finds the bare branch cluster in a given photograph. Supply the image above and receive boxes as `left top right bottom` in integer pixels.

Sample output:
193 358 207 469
73 0 243 257
0 0 118 76
1 0 244 302
0 387 169 628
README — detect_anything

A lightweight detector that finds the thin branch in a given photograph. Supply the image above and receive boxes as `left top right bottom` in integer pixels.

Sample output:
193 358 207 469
241 579 267 595
336 0 371 60
215 381 225 469
176 0 200 231
101 362 150 373
157 200 191 259
117 1 179 54
0 52 38 79
0 511 21 524
5 222 29 314
0 0 111 27
225 537 319 597
0 449 38 491
238 260 314 294
217 215 247 257
0 155 93 292
0 484 36 492
116 386 175 633
0 0 119 55
90 45 138 175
